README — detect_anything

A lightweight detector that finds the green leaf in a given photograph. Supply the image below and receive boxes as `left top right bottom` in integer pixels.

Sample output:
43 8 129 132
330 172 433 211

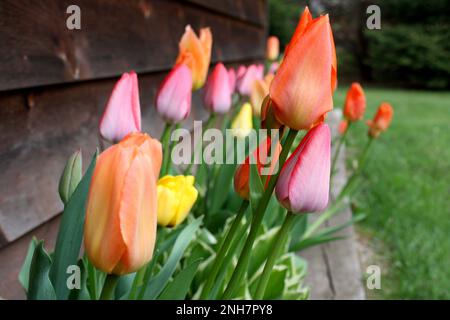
291 234 346 252
19 237 38 292
249 161 264 214
143 218 202 299
49 151 97 299
27 241 56 300
158 259 202 300
288 215 308 251
68 259 90 300
262 265 288 299
209 163 237 213
248 227 279 276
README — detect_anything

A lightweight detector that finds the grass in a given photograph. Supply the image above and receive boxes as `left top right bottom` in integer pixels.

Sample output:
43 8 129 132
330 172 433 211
333 87 450 299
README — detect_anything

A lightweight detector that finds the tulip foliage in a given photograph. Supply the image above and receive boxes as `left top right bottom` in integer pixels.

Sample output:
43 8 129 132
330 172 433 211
20 7 393 301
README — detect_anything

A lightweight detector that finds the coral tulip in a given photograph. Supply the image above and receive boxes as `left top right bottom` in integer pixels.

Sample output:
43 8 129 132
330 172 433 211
157 175 198 227
276 123 331 213
338 120 348 135
231 103 253 139
343 83 366 122
234 138 282 199
270 7 337 131
236 64 264 96
204 63 232 114
176 25 212 90
367 102 394 138
156 64 193 123
251 74 274 116
99 72 141 143
266 36 280 61
84 133 162 275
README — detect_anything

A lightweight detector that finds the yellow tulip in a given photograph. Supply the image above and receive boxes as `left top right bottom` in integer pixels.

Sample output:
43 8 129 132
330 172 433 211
157 175 198 227
231 103 253 139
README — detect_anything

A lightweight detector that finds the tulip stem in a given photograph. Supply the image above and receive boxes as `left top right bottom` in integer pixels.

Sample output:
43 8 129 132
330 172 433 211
160 123 173 176
331 121 351 177
254 211 296 299
200 200 249 299
221 129 298 299
100 274 119 300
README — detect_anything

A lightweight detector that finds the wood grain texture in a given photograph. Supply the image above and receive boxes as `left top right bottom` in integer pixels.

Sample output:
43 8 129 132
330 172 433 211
0 0 265 92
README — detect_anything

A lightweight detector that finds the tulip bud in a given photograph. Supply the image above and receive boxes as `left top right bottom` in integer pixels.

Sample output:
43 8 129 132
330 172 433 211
338 120 348 135
343 83 366 122
176 25 212 90
270 7 337 130
231 103 253 139
276 123 331 213
157 175 198 227
204 63 232 114
84 132 162 275
250 74 274 117
58 150 82 205
266 36 280 61
228 68 236 94
367 102 394 138
99 72 141 143
156 64 193 123
236 64 264 96
234 138 282 199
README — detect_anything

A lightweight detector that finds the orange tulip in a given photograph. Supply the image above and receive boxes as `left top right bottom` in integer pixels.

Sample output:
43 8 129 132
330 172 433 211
250 74 274 116
338 120 348 135
266 36 280 61
367 103 394 138
343 83 366 122
176 25 212 91
270 7 337 131
84 133 162 275
234 138 282 199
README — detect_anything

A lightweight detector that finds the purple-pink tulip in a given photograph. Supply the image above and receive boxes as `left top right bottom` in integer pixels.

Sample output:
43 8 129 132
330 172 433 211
203 63 232 114
275 123 331 213
99 71 141 143
236 64 264 96
156 64 193 123
228 68 236 94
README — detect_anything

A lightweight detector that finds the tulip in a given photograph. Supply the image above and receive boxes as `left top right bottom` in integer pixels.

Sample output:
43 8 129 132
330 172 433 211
204 63 232 114
250 74 274 116
228 68 236 94
84 133 162 275
156 64 193 123
157 175 198 227
58 150 82 205
276 123 331 213
270 7 337 131
343 83 366 122
231 102 253 139
266 36 280 61
367 102 394 138
234 138 282 199
236 64 264 96
338 120 348 135
176 25 212 90
99 72 141 143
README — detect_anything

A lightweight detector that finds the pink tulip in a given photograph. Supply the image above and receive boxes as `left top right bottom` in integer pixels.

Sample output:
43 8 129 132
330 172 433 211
99 72 141 143
237 65 247 79
236 64 264 96
275 123 331 213
203 63 232 114
156 64 193 123
228 68 236 93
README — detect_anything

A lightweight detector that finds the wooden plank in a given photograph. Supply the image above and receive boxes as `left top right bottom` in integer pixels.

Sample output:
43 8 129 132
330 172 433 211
185 0 267 27
0 0 265 92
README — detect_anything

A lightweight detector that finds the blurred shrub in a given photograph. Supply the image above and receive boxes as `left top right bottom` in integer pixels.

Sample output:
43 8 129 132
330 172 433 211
365 24 450 89
268 0 305 48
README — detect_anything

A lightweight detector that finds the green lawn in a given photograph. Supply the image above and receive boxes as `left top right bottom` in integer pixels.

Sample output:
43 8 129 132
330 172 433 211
333 87 450 299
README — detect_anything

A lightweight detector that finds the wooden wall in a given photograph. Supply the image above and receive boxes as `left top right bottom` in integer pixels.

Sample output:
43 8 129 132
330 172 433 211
0 0 267 299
